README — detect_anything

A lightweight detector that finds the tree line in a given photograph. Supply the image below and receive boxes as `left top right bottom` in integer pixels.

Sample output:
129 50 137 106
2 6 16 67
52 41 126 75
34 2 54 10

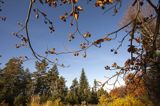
0 58 107 105
0 57 154 106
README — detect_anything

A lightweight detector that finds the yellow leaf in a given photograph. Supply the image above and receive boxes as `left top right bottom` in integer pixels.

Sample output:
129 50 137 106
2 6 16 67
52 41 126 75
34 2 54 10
109 0 114 3
73 13 79 20
31 0 35 3
103 37 112 41
95 1 103 7
83 32 91 38
72 0 78 4
77 6 83 11
59 15 67 22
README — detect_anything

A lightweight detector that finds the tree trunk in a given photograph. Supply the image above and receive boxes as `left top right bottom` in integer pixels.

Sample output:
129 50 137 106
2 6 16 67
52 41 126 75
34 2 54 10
144 64 160 106
144 2 160 105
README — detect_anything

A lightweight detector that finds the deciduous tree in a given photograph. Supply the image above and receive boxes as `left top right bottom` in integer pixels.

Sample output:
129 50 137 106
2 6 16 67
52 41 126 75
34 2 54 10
1 0 160 105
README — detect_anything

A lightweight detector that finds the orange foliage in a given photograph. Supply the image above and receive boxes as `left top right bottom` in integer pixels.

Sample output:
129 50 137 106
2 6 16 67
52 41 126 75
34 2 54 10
125 73 147 97
110 86 126 99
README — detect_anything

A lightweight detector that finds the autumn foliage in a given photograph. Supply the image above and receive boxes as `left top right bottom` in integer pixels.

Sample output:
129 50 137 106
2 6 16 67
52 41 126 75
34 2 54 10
1 0 160 105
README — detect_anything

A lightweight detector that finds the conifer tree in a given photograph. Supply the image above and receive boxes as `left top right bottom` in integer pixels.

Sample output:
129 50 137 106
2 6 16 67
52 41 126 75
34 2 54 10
33 59 49 103
66 78 79 104
78 68 90 103
88 79 98 104
0 58 31 105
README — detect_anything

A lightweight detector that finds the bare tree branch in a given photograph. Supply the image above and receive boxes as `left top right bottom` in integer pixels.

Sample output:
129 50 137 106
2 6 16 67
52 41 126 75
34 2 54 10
25 0 41 61
146 0 158 13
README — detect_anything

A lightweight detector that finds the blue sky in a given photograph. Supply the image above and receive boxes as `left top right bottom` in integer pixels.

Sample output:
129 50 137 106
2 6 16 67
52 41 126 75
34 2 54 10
0 0 131 87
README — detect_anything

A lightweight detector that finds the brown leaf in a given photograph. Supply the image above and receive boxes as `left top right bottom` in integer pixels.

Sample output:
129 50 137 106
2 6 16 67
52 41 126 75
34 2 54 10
95 1 103 7
94 39 104 44
76 6 83 11
128 45 137 53
109 0 114 3
83 32 91 38
59 12 68 22
73 12 79 20
124 59 131 66
49 48 56 54
16 44 20 48
59 15 67 22
103 37 112 41
112 62 117 67
72 0 78 4
135 37 141 43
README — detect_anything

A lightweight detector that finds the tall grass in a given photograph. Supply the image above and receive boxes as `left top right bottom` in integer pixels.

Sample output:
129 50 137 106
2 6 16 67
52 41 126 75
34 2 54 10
29 95 63 106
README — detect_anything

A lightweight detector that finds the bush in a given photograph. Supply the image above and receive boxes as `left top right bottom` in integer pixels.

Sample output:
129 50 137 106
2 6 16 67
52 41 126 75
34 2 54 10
52 98 62 106
108 95 145 106
99 95 153 106
14 94 28 106
29 95 40 106
29 96 64 106
43 100 53 106
99 94 112 106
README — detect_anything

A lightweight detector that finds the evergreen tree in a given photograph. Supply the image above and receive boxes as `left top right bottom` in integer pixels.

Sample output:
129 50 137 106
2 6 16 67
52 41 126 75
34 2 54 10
97 88 107 97
33 60 49 103
47 64 60 100
56 76 67 101
70 78 79 94
93 79 98 92
0 58 31 105
14 68 32 105
41 64 67 101
88 79 98 104
65 78 79 105
78 68 90 103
